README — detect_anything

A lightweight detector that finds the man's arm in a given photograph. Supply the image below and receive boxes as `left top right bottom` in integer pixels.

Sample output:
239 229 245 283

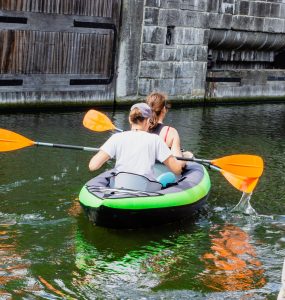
89 150 110 171
163 155 184 175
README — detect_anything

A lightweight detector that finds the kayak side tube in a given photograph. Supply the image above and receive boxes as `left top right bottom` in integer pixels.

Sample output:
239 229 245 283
79 163 211 210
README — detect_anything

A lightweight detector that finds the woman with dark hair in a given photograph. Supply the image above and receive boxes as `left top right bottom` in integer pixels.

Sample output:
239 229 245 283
146 92 193 158
89 103 185 179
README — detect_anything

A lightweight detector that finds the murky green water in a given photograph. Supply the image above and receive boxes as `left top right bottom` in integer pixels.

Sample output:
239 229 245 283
0 104 284 299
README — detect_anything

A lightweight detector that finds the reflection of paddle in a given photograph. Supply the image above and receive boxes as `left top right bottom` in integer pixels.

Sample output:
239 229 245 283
82 109 264 193
200 224 266 291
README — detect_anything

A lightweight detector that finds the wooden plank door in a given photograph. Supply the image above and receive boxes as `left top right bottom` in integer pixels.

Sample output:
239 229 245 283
0 0 121 106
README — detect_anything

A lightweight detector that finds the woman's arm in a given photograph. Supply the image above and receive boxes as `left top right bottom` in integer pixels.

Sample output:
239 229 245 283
169 128 194 159
169 128 183 157
89 150 110 171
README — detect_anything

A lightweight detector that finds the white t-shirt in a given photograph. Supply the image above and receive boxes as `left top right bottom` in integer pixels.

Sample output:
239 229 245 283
101 130 172 179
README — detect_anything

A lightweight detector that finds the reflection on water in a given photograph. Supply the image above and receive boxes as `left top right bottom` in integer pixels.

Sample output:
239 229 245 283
0 222 28 298
72 218 207 297
278 259 285 300
0 216 75 298
199 224 266 292
72 218 269 298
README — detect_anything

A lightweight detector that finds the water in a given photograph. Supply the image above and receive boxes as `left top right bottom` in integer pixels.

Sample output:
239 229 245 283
231 193 257 215
0 103 284 299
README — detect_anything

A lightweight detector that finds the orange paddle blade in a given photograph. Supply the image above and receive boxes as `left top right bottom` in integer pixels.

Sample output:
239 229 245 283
211 155 264 178
221 170 259 193
83 109 116 132
0 128 35 152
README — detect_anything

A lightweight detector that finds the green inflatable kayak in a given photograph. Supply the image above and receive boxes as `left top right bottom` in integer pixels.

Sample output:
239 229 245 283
79 162 211 228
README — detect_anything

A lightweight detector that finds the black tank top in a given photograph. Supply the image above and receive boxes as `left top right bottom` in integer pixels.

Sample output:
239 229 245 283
150 123 165 135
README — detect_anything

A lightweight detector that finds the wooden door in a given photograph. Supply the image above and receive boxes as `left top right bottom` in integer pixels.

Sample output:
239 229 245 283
0 0 121 106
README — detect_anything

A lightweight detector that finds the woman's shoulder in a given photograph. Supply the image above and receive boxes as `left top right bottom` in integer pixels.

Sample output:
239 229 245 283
161 125 178 135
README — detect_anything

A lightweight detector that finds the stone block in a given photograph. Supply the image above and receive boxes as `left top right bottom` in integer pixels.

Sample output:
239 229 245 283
193 63 207 88
144 7 159 25
153 78 176 95
141 44 164 61
264 18 284 33
162 48 177 61
138 78 155 95
196 46 208 61
174 78 193 95
162 48 183 61
181 0 208 12
203 29 210 44
281 5 285 20
208 13 232 29
207 0 220 13
253 17 265 32
270 3 281 18
143 26 167 44
184 11 209 28
232 15 254 31
161 62 176 78
175 62 195 78
220 1 234 14
183 28 205 45
175 46 183 60
174 28 184 44
158 9 183 27
160 0 181 9
182 45 196 61
237 1 250 16
249 1 268 18
145 0 161 8
140 61 161 78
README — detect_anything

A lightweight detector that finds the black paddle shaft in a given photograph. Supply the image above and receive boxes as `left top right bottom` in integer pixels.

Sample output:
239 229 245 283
35 142 99 152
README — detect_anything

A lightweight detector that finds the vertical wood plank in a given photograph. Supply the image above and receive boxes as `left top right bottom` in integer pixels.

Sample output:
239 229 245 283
0 0 118 17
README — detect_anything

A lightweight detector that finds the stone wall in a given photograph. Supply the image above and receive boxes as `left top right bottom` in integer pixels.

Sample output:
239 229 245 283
117 0 285 103
1 0 285 107
206 0 285 100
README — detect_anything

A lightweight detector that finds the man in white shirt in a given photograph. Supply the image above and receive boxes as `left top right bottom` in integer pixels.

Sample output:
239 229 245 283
89 103 185 179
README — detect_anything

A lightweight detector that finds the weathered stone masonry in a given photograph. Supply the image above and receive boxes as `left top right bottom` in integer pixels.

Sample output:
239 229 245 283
1 0 285 108
117 0 285 103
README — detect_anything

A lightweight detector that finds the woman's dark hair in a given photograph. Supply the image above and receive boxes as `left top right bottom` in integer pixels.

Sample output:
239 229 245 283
129 107 145 124
146 92 168 130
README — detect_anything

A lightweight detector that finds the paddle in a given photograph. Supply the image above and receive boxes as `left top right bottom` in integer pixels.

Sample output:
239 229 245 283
82 109 264 178
0 128 261 193
176 154 263 178
83 109 123 132
0 128 99 152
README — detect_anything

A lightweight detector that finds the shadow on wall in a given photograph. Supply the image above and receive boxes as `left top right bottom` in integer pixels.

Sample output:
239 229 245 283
274 51 285 69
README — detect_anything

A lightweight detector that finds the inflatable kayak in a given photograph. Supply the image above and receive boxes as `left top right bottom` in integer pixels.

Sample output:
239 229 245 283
79 162 211 228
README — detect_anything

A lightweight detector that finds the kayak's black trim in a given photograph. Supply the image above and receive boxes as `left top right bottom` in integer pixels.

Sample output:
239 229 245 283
80 195 208 229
